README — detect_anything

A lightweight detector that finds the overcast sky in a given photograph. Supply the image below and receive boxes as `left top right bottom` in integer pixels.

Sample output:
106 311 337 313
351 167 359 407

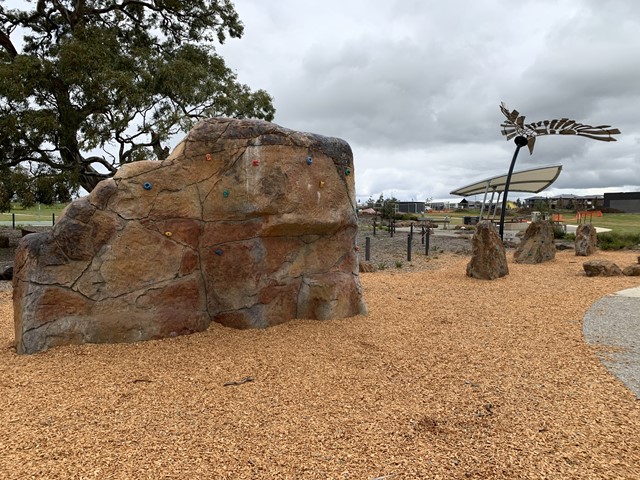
217 0 640 203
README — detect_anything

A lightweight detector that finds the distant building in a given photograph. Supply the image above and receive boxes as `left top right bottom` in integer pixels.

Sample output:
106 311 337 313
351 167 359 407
454 198 486 209
575 195 603 210
428 201 451 211
396 201 425 214
549 194 577 209
604 192 640 213
524 194 603 210
524 196 547 209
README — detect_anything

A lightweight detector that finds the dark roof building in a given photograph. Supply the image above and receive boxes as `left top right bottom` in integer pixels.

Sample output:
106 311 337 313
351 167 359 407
604 192 640 213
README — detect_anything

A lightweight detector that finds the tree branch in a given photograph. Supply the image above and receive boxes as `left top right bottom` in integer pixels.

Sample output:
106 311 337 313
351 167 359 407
0 29 18 58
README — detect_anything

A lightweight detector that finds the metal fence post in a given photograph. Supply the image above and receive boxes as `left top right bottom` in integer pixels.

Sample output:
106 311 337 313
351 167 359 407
425 228 430 255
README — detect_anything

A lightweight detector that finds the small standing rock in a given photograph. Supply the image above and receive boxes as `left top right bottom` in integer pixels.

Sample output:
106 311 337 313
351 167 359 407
622 264 640 276
359 261 377 273
583 260 623 277
574 224 598 256
466 221 508 280
514 221 556 264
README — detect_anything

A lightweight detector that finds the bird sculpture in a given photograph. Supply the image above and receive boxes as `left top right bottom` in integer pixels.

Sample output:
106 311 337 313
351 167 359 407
499 102 621 154
495 102 620 241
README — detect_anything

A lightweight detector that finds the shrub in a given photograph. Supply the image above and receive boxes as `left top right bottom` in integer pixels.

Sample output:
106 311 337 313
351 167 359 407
552 223 567 239
597 232 640 250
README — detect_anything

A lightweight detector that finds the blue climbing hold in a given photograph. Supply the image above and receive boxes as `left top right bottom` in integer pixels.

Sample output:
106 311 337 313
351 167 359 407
215 249 223 256
344 167 351 176
143 182 153 190
223 190 229 198
306 156 313 165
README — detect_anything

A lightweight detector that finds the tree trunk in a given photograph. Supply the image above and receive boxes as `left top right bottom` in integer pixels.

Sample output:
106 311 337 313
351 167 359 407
79 164 113 193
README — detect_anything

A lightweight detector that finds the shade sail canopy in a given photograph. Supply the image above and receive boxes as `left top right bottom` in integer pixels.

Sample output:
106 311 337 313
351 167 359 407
450 165 562 197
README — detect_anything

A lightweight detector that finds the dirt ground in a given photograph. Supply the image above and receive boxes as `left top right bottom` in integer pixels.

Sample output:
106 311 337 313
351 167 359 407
2 227 640 478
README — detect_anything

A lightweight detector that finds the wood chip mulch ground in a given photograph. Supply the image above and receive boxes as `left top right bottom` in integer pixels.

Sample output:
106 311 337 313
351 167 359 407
2 245 640 478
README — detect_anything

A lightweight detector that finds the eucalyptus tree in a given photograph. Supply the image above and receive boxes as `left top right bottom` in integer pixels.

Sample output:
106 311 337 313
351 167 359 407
0 0 275 194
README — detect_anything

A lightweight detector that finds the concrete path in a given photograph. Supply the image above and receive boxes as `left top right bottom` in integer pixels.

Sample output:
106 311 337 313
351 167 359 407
565 224 612 233
583 286 640 398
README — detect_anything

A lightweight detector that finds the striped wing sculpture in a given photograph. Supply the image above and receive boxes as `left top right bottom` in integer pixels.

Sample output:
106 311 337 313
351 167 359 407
500 102 621 154
496 102 620 240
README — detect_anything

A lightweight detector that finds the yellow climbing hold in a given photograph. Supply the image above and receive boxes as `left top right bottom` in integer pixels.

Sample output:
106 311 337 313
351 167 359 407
164 231 173 237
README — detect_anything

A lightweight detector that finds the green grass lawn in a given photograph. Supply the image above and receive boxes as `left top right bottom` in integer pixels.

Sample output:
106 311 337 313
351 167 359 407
0 203 68 226
574 213 640 235
415 210 640 234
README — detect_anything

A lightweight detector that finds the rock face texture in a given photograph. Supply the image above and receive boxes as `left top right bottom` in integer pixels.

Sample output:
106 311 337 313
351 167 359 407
514 221 556 264
574 224 598 256
622 264 640 276
466 221 508 280
13 118 367 354
583 260 623 277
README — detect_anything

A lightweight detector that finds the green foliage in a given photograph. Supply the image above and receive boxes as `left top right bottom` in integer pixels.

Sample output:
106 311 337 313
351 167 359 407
0 0 275 192
394 260 403 268
597 232 640 251
375 194 398 220
551 222 567 239
0 165 76 211
533 199 551 213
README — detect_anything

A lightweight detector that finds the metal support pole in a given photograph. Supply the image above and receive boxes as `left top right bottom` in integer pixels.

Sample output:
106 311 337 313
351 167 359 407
421 225 425 244
407 234 412 262
52 213 55 225
493 192 502 221
479 183 490 220
499 135 528 240
12 213 15 230
488 189 497 218
365 237 371 261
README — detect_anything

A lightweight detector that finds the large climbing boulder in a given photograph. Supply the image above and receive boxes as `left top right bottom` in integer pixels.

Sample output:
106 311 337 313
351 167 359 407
13 118 367 354
514 221 556 264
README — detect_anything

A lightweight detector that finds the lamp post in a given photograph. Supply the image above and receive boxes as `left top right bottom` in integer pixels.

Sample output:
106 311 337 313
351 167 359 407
498 135 528 240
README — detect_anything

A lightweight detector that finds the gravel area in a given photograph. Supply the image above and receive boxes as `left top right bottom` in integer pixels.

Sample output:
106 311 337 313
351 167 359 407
584 292 640 398
2 235 640 478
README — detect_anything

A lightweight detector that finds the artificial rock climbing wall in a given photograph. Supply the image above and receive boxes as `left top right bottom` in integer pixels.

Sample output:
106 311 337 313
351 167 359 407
13 118 367 354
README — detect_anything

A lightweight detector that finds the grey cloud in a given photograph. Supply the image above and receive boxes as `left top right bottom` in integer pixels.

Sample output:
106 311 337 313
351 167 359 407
219 0 640 200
